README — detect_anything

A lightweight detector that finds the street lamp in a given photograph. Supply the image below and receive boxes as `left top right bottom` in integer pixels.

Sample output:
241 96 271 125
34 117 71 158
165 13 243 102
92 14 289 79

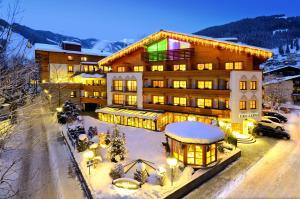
83 150 94 175
167 157 177 186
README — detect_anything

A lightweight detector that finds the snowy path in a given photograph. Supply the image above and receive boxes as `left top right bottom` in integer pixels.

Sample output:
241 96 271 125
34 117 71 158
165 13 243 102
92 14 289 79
223 111 300 198
15 103 84 199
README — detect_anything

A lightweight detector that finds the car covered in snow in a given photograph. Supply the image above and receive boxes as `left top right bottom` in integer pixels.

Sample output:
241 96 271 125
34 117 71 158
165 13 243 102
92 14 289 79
262 116 282 124
253 125 290 140
258 118 285 131
262 111 288 123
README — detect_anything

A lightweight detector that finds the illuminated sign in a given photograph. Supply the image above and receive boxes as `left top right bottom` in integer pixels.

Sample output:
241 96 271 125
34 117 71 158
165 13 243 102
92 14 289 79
239 112 259 118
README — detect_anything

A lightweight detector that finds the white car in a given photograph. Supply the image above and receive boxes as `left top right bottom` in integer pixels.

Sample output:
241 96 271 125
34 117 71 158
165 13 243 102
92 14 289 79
258 118 285 131
262 116 282 124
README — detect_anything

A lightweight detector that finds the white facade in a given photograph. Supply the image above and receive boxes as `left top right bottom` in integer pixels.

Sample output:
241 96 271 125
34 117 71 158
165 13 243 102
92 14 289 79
49 64 80 82
230 71 262 124
106 72 143 109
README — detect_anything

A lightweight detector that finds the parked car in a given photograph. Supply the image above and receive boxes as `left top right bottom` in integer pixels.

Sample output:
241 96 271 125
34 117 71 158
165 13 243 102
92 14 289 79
253 125 290 140
279 106 291 114
262 111 288 123
258 118 285 131
262 116 282 123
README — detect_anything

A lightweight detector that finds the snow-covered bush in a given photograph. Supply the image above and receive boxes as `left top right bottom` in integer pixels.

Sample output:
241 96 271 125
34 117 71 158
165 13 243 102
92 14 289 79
133 163 148 184
107 125 127 162
104 130 111 145
76 134 89 152
87 126 97 138
109 163 124 180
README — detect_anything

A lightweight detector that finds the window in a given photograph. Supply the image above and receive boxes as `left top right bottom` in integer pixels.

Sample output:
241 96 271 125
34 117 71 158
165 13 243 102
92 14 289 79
173 97 186 106
173 64 186 71
113 94 124 105
83 65 89 72
152 80 164 88
68 65 74 72
206 144 216 164
197 81 213 89
240 101 246 110
250 81 257 90
197 63 212 70
151 65 164 71
225 100 229 109
173 80 187 88
93 91 100 98
153 96 164 104
249 100 257 109
117 66 125 72
84 91 88 97
113 80 123 91
86 80 93 85
187 145 203 165
225 62 243 70
127 95 137 106
89 65 94 72
67 55 73 61
240 81 247 90
172 140 184 162
81 57 87 62
126 80 137 91
197 98 212 108
102 66 112 72
133 66 143 72
70 91 76 98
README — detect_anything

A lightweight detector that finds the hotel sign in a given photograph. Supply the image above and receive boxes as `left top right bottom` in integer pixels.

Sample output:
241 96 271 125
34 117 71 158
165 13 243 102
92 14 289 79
239 112 259 118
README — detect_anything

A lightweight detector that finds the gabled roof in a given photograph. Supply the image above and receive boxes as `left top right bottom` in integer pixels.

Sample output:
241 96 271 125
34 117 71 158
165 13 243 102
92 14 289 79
263 65 300 74
264 74 300 85
98 30 273 66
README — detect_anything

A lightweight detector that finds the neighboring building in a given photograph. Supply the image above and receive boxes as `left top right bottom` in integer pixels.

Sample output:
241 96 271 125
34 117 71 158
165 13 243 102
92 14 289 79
35 41 111 110
263 65 300 77
96 30 272 133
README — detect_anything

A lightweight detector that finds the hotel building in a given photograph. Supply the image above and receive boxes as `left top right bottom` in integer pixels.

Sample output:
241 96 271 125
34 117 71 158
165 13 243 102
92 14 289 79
95 30 272 133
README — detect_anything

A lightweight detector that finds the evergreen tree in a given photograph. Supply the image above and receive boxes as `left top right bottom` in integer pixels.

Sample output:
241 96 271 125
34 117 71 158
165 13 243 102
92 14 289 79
134 163 148 184
295 39 300 51
109 163 124 180
278 45 284 55
107 125 127 162
285 44 290 54
290 40 294 49
105 130 111 145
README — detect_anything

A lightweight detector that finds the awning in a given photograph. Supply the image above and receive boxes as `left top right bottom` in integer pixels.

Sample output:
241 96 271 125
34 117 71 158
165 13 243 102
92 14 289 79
96 107 163 120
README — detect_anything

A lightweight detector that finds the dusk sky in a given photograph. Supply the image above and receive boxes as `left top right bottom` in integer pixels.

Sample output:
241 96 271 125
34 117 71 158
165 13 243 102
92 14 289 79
1 0 300 41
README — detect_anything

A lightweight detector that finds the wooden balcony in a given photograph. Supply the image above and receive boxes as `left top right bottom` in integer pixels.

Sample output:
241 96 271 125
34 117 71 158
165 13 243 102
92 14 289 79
143 69 231 78
143 103 230 118
111 86 137 92
81 84 106 91
143 48 194 62
143 87 230 97
80 97 107 105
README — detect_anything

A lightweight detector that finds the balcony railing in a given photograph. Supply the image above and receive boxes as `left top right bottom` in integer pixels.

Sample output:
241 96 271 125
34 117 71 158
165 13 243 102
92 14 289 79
112 86 137 92
143 48 194 62
112 101 137 107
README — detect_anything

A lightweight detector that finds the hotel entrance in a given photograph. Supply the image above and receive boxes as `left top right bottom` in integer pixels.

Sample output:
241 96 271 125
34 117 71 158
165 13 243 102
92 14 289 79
242 119 256 135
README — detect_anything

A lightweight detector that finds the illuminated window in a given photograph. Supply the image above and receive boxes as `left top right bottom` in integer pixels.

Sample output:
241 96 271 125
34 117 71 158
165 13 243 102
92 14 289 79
117 66 125 72
102 66 111 72
173 64 186 71
127 95 137 106
113 80 123 91
197 63 213 70
173 97 186 106
206 144 216 164
153 96 164 104
93 91 100 97
113 94 124 105
240 101 246 110
67 55 73 61
81 57 87 61
225 62 243 70
126 80 137 91
225 100 229 109
151 65 164 71
84 91 88 97
172 140 184 162
240 81 247 90
133 66 144 72
197 98 212 108
249 100 257 109
68 65 74 72
89 65 94 72
187 145 195 164
197 81 212 89
70 91 76 98
225 62 234 70
152 80 164 88
173 80 187 88
86 80 93 85
250 81 257 90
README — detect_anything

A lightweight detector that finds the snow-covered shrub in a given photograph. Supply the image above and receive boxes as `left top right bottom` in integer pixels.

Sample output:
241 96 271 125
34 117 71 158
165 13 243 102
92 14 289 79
76 134 89 152
88 126 97 138
109 163 124 180
107 125 127 162
104 130 111 145
133 163 148 184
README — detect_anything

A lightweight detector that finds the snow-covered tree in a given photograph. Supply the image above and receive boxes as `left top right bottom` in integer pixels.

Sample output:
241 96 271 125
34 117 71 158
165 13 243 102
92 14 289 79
285 44 290 54
107 125 127 162
295 39 300 51
134 163 148 184
109 163 124 180
278 45 284 55
104 130 111 145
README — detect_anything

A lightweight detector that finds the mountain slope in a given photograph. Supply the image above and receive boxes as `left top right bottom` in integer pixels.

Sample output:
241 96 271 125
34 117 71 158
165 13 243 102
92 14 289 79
194 14 300 49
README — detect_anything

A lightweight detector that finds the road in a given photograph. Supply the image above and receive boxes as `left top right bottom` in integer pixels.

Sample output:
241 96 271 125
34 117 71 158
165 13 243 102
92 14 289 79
14 102 84 199
186 111 300 198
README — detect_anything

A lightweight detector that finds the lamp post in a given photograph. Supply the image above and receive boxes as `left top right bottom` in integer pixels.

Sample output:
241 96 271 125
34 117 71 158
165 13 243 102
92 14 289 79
167 157 177 186
84 150 94 175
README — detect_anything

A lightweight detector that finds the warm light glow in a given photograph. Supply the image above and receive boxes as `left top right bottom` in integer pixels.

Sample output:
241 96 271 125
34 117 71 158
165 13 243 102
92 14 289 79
44 89 49 94
167 157 178 168
83 150 94 160
112 178 141 190
56 107 63 112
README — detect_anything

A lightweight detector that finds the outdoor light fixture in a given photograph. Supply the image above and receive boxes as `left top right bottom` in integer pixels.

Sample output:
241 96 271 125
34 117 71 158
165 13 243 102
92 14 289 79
167 157 177 186
56 107 63 112
84 150 95 175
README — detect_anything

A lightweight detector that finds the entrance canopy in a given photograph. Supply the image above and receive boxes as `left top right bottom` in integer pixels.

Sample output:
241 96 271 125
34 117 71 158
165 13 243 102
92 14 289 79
165 121 224 144
96 107 163 120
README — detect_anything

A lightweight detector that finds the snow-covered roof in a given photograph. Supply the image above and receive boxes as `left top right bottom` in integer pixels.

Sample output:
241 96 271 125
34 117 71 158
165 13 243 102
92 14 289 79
73 73 105 78
62 40 81 46
96 107 163 120
263 65 300 74
165 121 224 144
34 43 111 56
98 30 272 66
264 74 300 85
80 61 98 65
